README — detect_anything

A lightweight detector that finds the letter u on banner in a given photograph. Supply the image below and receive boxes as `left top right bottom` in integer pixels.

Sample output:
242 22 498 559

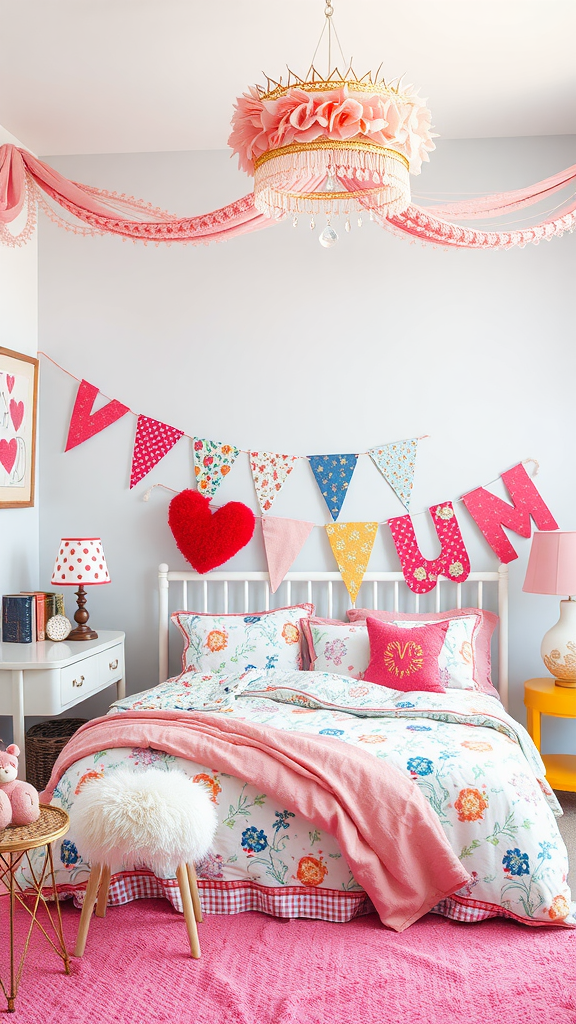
461 462 559 563
388 502 470 594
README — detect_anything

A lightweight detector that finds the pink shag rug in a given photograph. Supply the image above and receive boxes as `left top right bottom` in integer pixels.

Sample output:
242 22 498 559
2 900 574 1024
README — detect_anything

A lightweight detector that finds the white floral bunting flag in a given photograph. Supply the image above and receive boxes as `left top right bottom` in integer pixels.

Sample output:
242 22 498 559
194 438 240 497
325 522 379 604
368 439 419 510
250 452 298 513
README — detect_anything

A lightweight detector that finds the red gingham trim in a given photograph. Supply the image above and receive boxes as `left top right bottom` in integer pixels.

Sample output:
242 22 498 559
46 871 373 921
17 874 571 928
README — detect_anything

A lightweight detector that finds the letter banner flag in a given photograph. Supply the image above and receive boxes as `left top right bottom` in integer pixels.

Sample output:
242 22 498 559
262 516 315 593
388 502 470 594
368 439 419 510
325 522 379 604
130 415 184 489
461 462 559 563
65 379 130 452
250 452 298 514
308 453 358 521
194 438 240 497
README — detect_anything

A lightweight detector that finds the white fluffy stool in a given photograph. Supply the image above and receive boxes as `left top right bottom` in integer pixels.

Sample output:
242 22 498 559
72 766 217 959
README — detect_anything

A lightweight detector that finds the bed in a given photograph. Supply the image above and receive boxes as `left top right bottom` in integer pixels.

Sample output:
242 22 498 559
26 564 574 929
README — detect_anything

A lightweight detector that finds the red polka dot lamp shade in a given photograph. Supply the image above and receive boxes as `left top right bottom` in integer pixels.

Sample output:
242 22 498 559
51 538 110 586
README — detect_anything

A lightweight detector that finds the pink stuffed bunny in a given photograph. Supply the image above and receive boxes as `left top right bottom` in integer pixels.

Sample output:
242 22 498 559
0 745 40 829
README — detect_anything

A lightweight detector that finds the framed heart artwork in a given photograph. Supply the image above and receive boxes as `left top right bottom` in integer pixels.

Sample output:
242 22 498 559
0 346 39 508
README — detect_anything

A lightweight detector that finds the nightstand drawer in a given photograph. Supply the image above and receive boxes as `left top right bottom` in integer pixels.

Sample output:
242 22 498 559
60 658 101 704
99 646 124 687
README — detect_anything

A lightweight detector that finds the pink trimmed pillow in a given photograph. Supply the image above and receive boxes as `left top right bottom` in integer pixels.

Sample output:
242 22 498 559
300 617 367 677
363 617 449 693
348 607 498 695
173 603 315 674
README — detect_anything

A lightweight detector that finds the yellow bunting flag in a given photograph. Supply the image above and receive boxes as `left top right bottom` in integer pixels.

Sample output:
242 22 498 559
325 522 379 604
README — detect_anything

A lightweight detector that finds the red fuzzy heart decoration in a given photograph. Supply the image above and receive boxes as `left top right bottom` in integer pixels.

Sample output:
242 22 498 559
168 489 255 574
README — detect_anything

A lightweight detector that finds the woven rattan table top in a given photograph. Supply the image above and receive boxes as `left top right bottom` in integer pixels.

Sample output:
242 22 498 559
0 804 69 853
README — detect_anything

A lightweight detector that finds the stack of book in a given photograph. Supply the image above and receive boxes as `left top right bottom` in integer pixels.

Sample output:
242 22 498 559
1 592 65 643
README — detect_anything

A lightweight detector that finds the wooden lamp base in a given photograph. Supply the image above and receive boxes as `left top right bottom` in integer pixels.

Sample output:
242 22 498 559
67 585 98 641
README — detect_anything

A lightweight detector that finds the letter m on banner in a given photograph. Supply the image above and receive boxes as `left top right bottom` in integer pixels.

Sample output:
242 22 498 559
461 463 558 563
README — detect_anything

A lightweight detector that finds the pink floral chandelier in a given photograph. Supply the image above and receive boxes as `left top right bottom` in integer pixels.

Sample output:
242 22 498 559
1 2 574 253
228 1 436 244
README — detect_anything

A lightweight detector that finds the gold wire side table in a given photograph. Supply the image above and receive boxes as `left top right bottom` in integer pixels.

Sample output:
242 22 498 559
0 804 71 1012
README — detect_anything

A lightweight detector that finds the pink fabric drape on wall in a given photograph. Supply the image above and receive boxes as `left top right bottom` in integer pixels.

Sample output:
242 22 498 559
1 143 575 250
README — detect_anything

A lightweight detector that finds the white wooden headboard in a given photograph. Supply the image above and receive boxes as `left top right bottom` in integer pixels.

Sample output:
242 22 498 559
158 564 509 707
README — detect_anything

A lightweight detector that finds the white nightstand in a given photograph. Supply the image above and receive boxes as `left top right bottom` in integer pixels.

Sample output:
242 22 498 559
0 631 125 779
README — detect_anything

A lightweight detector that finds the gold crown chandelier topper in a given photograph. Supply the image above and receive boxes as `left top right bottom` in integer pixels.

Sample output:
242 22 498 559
228 1 436 246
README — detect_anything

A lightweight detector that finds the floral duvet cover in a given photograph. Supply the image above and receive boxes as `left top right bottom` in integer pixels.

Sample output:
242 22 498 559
27 669 574 927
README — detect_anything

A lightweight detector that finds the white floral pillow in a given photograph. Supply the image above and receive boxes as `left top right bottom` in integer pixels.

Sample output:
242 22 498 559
302 620 369 679
305 615 479 689
172 604 314 674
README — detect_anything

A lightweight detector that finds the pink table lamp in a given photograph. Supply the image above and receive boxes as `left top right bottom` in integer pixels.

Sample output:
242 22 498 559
523 531 576 686
51 538 110 641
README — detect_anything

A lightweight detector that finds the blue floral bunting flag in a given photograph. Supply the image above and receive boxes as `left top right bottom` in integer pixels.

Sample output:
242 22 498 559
368 439 419 510
308 453 358 521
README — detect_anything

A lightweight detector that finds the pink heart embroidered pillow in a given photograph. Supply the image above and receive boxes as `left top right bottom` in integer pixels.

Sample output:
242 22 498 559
363 617 449 693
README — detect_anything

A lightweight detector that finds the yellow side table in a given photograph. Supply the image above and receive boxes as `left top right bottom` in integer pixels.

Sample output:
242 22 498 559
524 678 576 792
0 805 71 1012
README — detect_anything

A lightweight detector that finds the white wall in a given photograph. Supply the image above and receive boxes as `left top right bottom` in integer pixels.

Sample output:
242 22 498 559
0 125 39 743
37 135 576 752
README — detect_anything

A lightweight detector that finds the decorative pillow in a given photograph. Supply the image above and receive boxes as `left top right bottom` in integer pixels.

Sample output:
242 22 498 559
363 617 449 693
172 604 315 674
300 618 369 679
348 607 498 694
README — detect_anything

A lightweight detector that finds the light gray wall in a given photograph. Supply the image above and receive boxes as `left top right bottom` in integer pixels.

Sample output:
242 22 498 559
0 124 39 744
38 135 576 751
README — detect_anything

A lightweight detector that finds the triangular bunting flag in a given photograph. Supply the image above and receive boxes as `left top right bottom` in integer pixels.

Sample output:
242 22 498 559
262 516 315 593
250 451 298 513
65 379 130 451
368 439 419 510
308 453 358 521
130 415 184 488
194 438 240 497
325 522 379 604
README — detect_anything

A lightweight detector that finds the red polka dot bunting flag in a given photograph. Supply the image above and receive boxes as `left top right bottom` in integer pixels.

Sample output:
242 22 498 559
130 415 184 488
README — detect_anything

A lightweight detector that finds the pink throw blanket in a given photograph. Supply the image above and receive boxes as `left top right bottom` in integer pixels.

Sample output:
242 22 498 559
41 710 469 931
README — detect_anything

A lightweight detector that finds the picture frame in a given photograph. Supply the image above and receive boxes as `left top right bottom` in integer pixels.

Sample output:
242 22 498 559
0 346 39 508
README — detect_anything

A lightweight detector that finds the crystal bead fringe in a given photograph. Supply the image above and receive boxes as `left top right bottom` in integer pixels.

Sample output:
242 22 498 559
253 147 410 218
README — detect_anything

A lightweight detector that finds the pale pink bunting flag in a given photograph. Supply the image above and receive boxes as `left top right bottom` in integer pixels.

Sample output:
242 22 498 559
261 516 315 593
130 415 184 488
249 451 298 514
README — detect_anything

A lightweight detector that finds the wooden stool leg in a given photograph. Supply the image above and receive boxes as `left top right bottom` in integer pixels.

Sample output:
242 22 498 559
187 863 203 923
74 864 103 957
95 865 111 918
176 863 201 959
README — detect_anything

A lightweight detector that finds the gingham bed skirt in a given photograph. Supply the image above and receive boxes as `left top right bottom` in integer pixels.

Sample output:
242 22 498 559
44 870 529 926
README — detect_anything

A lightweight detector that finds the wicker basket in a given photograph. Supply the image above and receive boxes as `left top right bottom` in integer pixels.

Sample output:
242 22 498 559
25 718 87 791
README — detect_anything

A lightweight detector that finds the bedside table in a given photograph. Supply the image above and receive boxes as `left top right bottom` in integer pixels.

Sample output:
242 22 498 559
524 677 576 792
0 631 125 780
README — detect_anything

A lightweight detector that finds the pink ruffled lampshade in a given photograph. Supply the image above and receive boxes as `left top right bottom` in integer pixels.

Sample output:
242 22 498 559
523 532 576 596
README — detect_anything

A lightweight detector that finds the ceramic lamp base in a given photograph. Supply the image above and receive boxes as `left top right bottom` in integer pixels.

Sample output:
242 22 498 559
541 598 576 687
